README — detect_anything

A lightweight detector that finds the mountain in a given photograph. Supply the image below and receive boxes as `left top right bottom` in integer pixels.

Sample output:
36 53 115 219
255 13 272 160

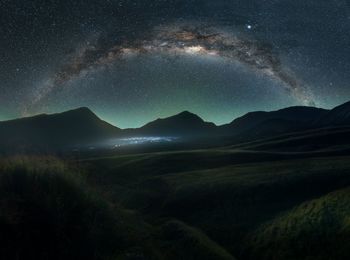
315 101 350 126
127 111 217 137
2 100 350 154
220 106 329 140
0 107 120 153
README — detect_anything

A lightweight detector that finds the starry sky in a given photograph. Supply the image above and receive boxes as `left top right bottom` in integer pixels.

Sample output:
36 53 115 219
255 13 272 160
1 0 350 128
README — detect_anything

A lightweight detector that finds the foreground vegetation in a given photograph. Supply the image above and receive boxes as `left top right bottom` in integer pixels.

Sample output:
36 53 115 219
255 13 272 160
244 188 350 260
0 157 130 259
81 150 350 259
1 148 350 259
0 156 237 260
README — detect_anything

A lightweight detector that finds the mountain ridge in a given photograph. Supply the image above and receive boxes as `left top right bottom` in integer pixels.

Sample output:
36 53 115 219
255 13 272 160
136 110 217 137
0 107 121 153
1 101 350 153
315 101 350 126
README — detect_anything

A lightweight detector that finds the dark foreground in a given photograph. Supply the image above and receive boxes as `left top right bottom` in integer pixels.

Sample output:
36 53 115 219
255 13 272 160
2 127 350 260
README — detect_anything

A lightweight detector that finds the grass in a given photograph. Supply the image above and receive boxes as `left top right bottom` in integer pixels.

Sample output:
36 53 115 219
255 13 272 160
0 156 242 260
2 144 350 259
243 187 350 260
158 220 235 260
79 152 350 259
149 156 350 255
0 157 133 260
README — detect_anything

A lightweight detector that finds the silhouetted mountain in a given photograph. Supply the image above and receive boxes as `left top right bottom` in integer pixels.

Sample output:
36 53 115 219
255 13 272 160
3 101 350 154
220 106 328 140
316 101 350 126
128 111 217 137
0 107 120 153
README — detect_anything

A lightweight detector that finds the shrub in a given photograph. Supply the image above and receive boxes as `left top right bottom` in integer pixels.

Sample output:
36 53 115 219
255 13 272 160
0 157 124 260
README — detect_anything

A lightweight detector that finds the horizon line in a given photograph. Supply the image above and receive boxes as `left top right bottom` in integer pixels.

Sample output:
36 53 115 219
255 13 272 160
0 100 345 130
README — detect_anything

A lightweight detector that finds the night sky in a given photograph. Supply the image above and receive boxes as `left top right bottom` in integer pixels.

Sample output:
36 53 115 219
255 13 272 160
1 0 350 128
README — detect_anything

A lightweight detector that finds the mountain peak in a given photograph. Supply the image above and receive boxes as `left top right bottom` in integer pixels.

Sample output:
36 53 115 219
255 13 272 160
315 100 350 126
139 111 215 136
0 107 121 152
63 107 95 116
56 107 110 125
333 100 350 111
178 110 196 116
171 111 204 121
74 106 93 112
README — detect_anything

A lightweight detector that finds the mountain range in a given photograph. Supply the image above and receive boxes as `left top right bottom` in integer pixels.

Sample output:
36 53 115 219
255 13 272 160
0 107 119 152
1 101 350 153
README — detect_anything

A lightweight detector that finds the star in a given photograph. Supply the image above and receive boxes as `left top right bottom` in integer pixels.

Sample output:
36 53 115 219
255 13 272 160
0 0 348 127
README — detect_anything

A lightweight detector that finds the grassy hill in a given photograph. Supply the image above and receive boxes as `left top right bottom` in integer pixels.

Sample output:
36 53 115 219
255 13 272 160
0 157 134 260
2 149 350 259
78 147 350 259
0 156 239 260
244 187 350 260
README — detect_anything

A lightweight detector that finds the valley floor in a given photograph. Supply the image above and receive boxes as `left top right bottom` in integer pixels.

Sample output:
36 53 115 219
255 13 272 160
2 143 350 259
79 147 350 260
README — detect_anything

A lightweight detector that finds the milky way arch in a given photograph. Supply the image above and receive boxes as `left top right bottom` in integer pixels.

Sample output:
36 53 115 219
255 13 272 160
24 23 315 115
